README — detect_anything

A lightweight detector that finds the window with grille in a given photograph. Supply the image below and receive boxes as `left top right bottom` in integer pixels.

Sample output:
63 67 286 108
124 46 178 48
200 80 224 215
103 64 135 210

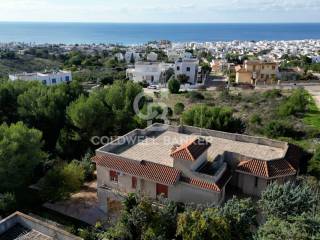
110 170 118 182
156 183 168 198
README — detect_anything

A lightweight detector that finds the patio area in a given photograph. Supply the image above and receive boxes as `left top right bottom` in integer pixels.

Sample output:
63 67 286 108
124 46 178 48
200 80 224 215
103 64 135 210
43 181 113 226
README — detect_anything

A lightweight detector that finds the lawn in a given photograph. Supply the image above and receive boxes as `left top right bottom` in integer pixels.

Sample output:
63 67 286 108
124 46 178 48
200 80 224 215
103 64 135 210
303 96 320 130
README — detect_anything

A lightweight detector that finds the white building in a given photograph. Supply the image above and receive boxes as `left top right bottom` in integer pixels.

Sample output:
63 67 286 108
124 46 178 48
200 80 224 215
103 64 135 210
126 62 173 85
312 56 320 63
146 52 158 62
9 70 72 86
175 58 199 85
182 52 193 59
166 50 181 62
125 51 141 63
114 52 125 61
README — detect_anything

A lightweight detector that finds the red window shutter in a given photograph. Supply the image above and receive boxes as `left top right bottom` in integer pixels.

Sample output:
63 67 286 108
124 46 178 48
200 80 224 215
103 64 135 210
132 177 137 189
156 183 168 198
110 170 118 182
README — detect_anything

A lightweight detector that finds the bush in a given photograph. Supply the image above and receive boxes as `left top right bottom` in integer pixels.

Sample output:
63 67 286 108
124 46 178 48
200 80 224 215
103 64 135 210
41 162 85 202
263 89 282 98
264 120 295 138
0 192 16 215
103 195 180 240
186 91 205 101
168 78 180 94
177 208 231 240
182 105 245 133
256 215 320 240
308 146 320 179
278 88 309 117
221 197 257 240
250 114 262 125
176 74 190 84
138 80 149 88
259 181 317 220
78 152 96 181
174 103 185 115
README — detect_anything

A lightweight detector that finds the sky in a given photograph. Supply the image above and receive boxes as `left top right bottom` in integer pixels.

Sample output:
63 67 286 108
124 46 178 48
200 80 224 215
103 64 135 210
0 0 319 23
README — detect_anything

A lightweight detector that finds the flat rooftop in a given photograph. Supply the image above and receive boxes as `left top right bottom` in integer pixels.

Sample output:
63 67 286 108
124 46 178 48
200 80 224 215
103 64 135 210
0 212 82 240
0 224 52 240
108 127 286 167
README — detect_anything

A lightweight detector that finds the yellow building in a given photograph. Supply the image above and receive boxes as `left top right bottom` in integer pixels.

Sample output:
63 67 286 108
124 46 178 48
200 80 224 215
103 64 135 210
236 60 278 85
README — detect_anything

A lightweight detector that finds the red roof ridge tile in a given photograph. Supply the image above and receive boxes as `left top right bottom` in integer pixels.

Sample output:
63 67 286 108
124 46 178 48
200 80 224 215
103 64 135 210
236 158 296 179
264 161 269 178
92 154 181 185
170 137 211 161
180 176 221 192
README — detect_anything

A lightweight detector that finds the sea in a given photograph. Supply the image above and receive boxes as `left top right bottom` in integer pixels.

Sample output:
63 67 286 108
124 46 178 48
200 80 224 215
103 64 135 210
0 22 319 45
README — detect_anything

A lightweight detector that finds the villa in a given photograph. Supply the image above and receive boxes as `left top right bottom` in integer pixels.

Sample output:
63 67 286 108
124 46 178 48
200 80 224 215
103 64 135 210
92 124 299 213
146 52 158 62
126 58 200 86
9 70 72 86
126 61 173 85
236 60 279 85
175 58 200 85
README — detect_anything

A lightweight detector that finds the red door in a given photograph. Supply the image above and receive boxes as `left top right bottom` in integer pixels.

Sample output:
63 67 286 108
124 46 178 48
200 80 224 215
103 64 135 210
156 183 168 198
132 177 137 189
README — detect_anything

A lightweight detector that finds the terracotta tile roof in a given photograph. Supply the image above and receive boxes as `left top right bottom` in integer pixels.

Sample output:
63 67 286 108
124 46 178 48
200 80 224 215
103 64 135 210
170 138 211 161
236 159 296 178
180 176 221 192
92 155 181 185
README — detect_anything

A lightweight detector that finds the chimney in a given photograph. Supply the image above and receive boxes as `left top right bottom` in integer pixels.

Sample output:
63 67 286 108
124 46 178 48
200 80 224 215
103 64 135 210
170 144 180 153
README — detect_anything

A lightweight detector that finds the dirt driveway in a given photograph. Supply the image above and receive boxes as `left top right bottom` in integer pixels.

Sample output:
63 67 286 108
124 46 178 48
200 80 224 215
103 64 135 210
44 181 109 226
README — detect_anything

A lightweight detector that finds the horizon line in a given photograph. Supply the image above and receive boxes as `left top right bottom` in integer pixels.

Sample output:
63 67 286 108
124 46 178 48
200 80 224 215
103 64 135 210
0 21 320 24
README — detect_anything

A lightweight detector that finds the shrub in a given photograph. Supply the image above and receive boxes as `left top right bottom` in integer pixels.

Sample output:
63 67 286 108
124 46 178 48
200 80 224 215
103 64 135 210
103 195 180 240
168 78 180 94
79 152 96 181
177 208 231 240
250 114 262 125
174 103 185 115
264 120 295 138
138 80 149 88
186 91 205 101
263 89 282 98
221 197 257 240
0 192 16 215
259 181 317 220
182 105 245 133
41 162 85 202
177 74 190 84
308 146 320 179
255 215 320 240
278 88 309 117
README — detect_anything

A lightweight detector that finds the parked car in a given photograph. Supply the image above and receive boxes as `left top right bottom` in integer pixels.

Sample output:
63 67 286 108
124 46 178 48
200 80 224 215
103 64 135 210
147 85 158 89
